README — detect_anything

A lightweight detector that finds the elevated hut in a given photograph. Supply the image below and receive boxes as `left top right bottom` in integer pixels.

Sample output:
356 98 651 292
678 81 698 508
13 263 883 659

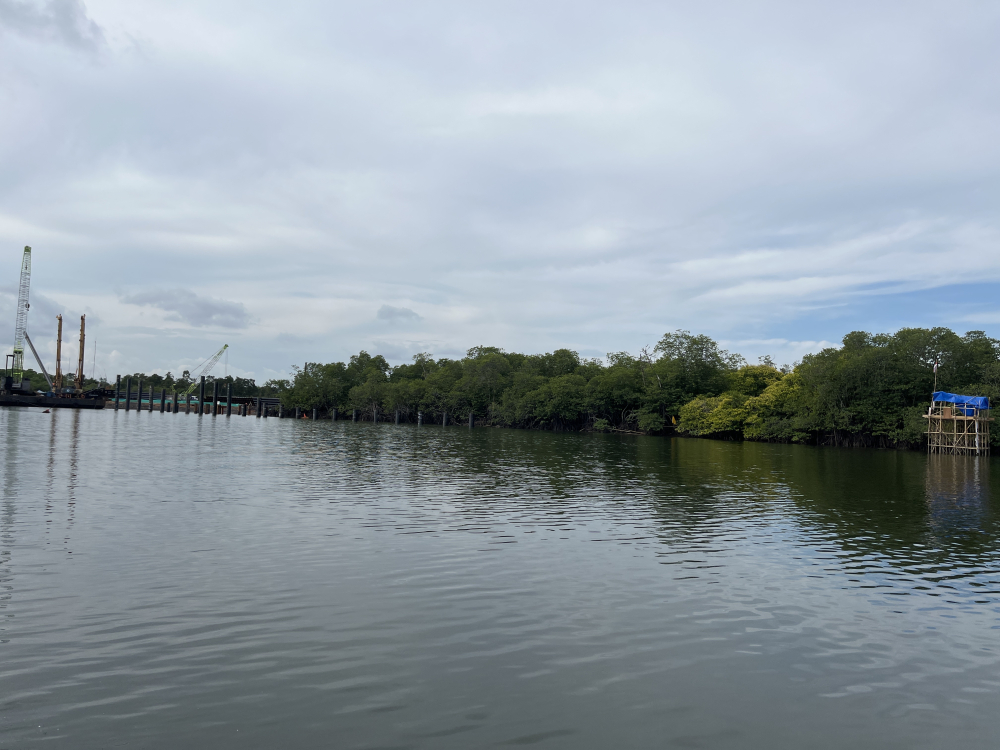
925 392 992 456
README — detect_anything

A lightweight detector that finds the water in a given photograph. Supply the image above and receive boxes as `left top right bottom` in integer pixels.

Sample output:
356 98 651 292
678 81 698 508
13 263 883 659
2 408 1000 748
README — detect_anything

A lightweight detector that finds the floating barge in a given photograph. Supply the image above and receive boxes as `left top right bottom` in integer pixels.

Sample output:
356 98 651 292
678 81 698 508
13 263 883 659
1 376 107 410
0 392 106 409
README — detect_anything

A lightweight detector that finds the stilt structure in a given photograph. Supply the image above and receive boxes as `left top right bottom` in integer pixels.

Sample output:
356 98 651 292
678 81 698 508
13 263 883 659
925 391 992 456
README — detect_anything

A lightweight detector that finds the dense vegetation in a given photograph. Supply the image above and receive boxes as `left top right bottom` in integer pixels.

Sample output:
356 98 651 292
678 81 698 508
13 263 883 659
76 326 998 450
677 329 1000 448
272 332 738 433
270 327 1000 449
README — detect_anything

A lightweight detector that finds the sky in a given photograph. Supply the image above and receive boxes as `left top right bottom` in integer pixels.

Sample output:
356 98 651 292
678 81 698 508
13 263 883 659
2 0 1000 383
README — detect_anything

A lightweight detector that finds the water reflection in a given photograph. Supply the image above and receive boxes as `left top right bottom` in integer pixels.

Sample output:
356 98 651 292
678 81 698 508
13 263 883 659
925 455 990 538
4 414 1000 749
281 425 1000 601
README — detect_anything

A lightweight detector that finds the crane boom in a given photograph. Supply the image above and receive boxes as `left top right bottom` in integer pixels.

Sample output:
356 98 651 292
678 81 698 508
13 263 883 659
11 246 31 381
23 332 53 389
184 344 228 394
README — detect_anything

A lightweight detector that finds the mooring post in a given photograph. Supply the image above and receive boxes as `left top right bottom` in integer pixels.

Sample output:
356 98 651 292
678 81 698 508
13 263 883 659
160 388 166 413
312 408 317 420
257 395 262 418
226 382 232 416
186 393 191 414
469 412 474 428
125 377 131 411
137 379 143 411
295 407 300 419
199 376 206 414
418 411 423 426
352 409 357 422
114 375 121 410
442 411 447 427
331 407 337 421
278 404 284 418
395 409 400 425
172 391 179 413
212 379 219 416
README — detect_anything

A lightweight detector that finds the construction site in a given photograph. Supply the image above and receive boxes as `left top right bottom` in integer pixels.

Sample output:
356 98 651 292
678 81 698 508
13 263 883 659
1 245 263 413
0 246 108 409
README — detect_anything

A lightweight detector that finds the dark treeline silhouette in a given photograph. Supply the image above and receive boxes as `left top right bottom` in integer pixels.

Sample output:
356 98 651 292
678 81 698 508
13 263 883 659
273 328 1000 449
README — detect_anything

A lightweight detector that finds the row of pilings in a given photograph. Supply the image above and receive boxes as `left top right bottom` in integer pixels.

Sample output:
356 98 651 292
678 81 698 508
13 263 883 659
110 375 476 426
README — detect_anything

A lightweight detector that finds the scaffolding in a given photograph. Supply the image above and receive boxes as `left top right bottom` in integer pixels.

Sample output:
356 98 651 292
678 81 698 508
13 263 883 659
925 393 992 456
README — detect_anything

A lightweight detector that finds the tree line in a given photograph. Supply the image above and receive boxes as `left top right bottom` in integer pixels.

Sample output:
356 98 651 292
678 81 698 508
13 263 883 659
50 327 993 449
271 327 1000 449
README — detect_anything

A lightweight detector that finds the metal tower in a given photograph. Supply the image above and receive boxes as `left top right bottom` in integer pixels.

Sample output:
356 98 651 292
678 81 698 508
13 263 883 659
184 344 229 394
11 246 31 381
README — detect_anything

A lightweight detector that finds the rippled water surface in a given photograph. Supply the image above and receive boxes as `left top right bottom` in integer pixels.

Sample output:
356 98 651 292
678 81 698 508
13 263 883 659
3 408 1000 748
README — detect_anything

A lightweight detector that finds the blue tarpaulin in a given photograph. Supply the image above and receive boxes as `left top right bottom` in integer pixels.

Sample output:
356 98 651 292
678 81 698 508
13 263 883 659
932 391 990 410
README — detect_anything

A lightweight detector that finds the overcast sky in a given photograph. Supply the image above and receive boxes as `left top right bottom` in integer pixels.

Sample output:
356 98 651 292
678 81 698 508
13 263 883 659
2 0 1000 382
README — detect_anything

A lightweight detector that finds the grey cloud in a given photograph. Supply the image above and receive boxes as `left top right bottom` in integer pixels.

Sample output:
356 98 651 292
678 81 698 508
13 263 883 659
377 305 422 323
0 0 105 49
4 1 1000 376
121 289 250 329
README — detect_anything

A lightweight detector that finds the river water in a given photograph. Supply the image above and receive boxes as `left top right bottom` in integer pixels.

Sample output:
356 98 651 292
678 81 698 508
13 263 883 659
2 407 1000 748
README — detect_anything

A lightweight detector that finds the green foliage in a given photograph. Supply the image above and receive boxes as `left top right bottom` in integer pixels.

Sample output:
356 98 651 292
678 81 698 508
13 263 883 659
107 326 998 451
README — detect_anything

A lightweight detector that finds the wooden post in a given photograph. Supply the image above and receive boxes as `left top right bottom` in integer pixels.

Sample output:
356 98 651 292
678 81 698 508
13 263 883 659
160 388 166 413
418 411 423 426
295 407 300 419
199 376 206 414
114 375 120 411
395 409 400 425
257 396 262 418
468 412 474 428
279 404 284 418
312 408 317 420
226 382 232 416
125 377 131 411
172 391 179 413
186 393 191 414
331 407 337 421
212 379 219 416
352 409 357 422
442 411 447 426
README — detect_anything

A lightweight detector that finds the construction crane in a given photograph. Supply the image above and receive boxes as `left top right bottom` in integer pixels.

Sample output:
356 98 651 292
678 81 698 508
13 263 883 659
23 332 52 390
184 344 229 394
10 246 31 382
